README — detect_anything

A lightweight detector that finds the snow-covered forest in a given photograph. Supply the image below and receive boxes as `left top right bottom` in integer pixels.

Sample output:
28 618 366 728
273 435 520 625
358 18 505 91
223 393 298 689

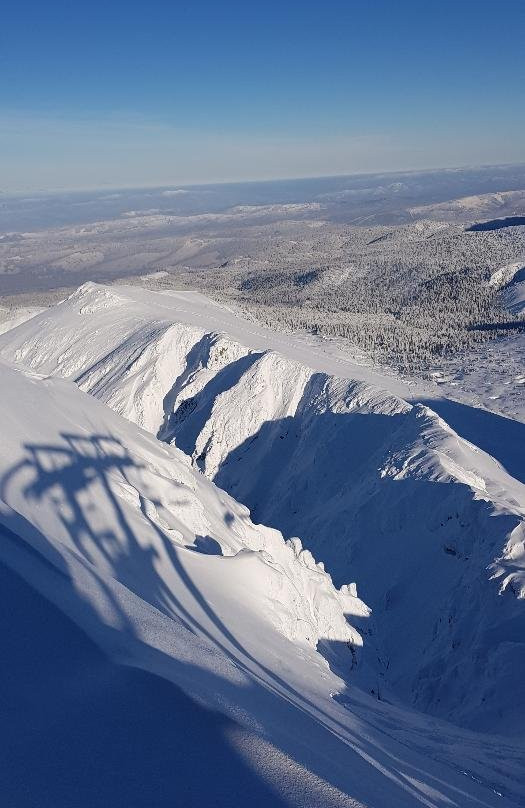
135 218 525 372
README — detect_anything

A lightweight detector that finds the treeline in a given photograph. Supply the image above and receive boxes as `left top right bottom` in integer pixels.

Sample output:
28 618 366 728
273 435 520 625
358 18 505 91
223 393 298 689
138 220 525 374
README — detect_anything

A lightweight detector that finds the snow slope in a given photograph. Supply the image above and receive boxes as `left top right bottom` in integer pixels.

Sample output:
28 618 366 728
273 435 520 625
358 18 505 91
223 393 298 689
0 304 46 335
0 359 366 655
490 259 525 315
1 282 524 741
409 190 525 221
489 260 524 290
502 269 525 316
3 359 523 806
489 260 525 316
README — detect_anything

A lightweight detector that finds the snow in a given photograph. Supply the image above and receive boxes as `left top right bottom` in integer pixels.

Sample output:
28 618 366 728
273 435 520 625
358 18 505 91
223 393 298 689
0 304 46 335
489 260 524 289
1 283 525 805
0 280 416 398
0 360 364 656
501 267 525 316
409 190 525 221
487 259 525 316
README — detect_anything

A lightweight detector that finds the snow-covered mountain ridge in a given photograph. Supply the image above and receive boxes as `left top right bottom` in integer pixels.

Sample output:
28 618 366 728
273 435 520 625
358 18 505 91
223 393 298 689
1 282 524 738
0 359 365 654
4 358 525 807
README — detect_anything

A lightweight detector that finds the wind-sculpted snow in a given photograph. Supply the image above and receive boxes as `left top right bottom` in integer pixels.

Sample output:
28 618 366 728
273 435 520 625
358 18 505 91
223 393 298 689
2 289 525 805
5 363 522 808
1 284 525 736
502 268 525 317
0 362 365 657
173 356 525 733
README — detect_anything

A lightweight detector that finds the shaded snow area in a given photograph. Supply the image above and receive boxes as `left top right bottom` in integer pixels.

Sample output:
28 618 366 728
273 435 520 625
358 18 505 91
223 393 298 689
489 260 525 316
502 270 525 317
0 283 524 807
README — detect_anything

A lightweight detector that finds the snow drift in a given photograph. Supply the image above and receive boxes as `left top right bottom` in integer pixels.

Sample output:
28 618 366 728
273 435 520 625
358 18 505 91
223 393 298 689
1 283 524 740
0 359 372 807
0 361 365 657
1 286 525 805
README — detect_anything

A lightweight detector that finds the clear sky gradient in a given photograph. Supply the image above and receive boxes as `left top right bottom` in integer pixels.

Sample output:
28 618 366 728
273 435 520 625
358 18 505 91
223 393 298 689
1 0 524 191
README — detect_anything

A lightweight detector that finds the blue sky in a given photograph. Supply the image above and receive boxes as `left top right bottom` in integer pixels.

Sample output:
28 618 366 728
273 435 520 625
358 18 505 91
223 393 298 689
1 0 524 191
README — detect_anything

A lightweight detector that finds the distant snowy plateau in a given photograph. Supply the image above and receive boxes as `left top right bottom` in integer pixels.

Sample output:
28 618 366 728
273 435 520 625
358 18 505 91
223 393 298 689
0 282 524 807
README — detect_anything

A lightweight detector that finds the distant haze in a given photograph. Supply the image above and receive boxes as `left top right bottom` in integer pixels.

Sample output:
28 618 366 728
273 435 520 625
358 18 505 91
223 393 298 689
2 0 524 191
1 164 525 233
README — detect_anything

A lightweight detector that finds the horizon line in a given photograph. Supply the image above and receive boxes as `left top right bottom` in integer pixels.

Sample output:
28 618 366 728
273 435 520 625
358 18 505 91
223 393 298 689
2 160 524 198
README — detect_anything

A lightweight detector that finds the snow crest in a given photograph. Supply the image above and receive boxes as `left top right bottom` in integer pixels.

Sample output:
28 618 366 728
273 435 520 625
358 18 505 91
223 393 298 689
1 282 524 736
0 359 365 658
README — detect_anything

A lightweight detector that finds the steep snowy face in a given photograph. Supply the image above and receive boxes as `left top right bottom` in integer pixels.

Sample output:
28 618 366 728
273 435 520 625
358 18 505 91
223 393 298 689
4 361 524 808
490 260 525 316
160 350 525 733
1 282 524 736
502 268 525 317
0 360 366 660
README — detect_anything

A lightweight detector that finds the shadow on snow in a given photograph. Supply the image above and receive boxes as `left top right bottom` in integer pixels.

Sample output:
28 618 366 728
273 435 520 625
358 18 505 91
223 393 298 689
0 430 516 806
